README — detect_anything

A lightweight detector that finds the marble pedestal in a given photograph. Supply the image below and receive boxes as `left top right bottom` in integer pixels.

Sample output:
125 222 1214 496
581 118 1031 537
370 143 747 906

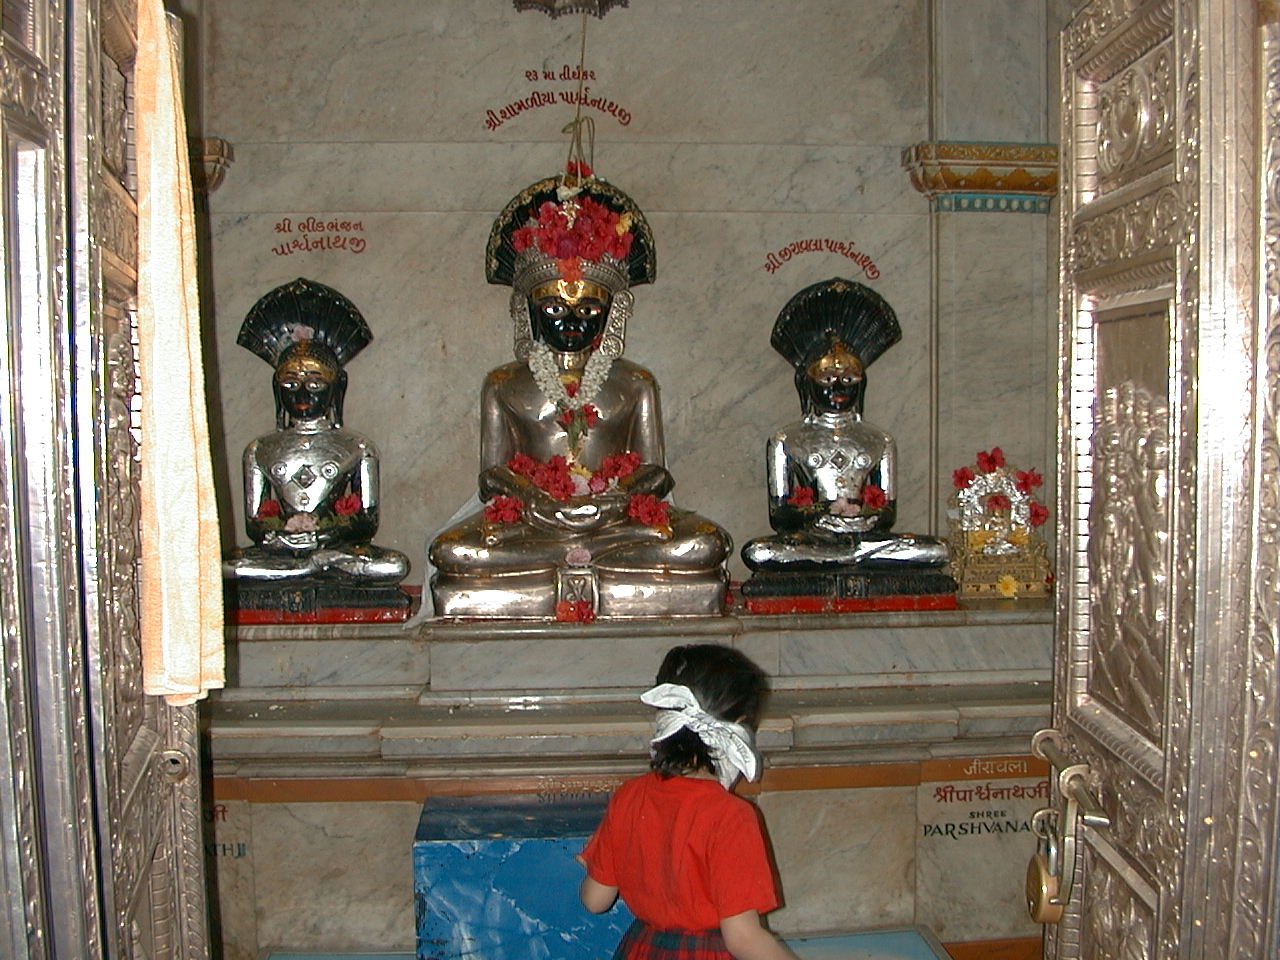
412 793 634 960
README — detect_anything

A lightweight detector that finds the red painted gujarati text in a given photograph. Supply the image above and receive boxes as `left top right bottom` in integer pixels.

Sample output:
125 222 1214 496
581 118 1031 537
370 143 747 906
762 237 880 280
272 217 367 257
486 89 631 131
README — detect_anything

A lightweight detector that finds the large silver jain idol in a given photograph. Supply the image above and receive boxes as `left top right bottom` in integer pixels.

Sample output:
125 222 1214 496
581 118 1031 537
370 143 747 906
429 170 731 620
224 278 409 585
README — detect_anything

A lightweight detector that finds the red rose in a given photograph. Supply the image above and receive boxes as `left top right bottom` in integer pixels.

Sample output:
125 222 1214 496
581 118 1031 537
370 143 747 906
256 498 282 519
953 466 976 490
558 408 576 428
1016 468 1044 493
976 447 1007 473
599 451 641 481
583 404 600 427
860 484 887 510
787 486 816 508
512 225 536 252
555 601 577 622
333 493 362 517
987 494 1012 512
1029 501 1050 527
574 600 596 624
628 493 670 527
508 453 538 478
565 380 580 399
567 160 593 178
485 495 525 525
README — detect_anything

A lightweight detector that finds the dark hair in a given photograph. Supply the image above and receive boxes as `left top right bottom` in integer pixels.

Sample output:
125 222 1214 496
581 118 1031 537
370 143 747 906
649 644 769 780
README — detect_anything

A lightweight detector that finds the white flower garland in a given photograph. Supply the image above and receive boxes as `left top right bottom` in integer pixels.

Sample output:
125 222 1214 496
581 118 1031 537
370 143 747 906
528 341 613 411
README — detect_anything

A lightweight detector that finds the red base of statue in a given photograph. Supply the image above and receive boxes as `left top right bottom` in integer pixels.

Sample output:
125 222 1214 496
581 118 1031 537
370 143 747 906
227 582 419 625
741 592 958 615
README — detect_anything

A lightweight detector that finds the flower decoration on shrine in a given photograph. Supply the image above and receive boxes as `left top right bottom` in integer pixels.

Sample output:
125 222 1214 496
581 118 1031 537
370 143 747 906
485 451 656 526
253 491 366 531
512 192 635 283
946 447 1052 598
785 482 888 516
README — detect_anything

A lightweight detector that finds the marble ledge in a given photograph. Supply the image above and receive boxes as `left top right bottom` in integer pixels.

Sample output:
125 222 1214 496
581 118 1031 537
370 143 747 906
204 682 1051 781
220 601 1054 698
230 600 1050 641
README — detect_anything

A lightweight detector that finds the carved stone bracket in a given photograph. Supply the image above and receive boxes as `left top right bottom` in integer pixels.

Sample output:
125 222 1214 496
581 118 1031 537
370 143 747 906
901 141 1059 214
191 136 234 193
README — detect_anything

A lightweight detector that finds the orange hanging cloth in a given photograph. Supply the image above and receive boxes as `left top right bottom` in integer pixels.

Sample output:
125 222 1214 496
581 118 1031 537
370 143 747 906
136 0 225 705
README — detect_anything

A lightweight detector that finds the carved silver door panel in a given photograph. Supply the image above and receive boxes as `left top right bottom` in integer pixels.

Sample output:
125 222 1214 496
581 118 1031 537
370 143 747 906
1051 2 1280 959
79 3 210 958
0 1 209 957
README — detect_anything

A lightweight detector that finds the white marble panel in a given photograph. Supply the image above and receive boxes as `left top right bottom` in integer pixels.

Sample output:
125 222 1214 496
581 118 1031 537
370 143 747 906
200 1 927 147
773 620 1052 680
761 787 917 936
935 212 1054 532
426 628 724 691
915 776 1049 941
206 799 257 960
934 0 1049 142
249 801 422 953
794 704 958 747
208 142 921 218
230 637 430 689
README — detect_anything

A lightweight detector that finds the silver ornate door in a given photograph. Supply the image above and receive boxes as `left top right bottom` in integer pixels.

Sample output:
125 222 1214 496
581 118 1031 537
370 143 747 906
0 1 209 957
1047 1 1280 958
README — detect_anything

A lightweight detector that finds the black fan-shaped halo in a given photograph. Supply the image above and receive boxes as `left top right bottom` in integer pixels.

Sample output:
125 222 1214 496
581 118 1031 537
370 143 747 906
771 278 901 371
237 277 373 368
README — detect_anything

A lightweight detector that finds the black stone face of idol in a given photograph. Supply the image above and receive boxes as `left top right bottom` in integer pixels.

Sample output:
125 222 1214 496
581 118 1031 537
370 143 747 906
275 365 340 420
532 295 609 353
807 370 867 414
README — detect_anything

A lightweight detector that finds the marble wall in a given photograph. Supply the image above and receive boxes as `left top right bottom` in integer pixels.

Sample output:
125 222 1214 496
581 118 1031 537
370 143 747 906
207 758 1049 958
188 0 1057 586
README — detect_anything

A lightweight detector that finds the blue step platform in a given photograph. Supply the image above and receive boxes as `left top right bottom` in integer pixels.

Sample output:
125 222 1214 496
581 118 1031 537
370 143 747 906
412 792 635 960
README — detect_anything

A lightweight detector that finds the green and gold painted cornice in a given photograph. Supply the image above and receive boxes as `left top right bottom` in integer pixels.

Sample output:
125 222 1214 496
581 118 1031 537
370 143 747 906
902 141 1059 214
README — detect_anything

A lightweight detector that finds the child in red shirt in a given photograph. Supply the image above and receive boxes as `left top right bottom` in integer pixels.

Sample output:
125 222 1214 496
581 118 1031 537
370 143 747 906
580 644 800 960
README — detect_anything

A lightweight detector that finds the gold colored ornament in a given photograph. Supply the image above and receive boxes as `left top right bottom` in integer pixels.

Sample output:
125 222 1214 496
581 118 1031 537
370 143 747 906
531 278 610 305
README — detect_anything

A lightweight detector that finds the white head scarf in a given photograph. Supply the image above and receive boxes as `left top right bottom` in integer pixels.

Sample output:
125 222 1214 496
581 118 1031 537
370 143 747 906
641 682 760 790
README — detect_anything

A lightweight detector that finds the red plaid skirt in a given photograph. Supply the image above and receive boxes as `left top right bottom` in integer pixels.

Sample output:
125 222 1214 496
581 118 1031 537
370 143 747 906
611 918 733 960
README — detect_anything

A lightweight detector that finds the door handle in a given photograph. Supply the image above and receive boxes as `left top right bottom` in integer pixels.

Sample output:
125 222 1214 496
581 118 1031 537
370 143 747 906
1025 728 1111 922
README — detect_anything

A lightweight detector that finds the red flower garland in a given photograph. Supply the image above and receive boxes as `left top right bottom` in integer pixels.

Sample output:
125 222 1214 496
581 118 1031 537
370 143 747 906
507 451 641 503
